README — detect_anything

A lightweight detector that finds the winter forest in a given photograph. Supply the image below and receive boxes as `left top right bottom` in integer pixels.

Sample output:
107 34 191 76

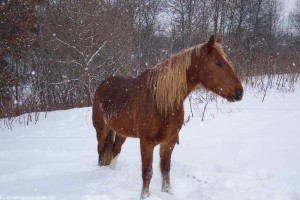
1 1 300 199
1 0 300 122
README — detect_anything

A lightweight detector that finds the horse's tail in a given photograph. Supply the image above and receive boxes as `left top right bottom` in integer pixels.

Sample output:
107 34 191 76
92 85 115 166
101 129 115 165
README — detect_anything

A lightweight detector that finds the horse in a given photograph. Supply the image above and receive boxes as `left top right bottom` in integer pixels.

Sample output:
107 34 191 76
92 35 243 199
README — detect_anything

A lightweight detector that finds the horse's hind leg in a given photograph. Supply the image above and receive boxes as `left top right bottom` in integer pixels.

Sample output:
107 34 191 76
110 135 127 169
93 101 106 166
95 125 109 166
113 135 127 157
159 134 178 194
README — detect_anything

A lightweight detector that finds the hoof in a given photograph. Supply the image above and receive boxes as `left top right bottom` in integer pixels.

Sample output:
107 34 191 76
140 191 150 199
98 160 107 167
162 186 173 195
98 159 104 167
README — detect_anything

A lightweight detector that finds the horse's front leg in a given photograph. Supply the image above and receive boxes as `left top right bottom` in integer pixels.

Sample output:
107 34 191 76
140 139 155 199
159 134 178 194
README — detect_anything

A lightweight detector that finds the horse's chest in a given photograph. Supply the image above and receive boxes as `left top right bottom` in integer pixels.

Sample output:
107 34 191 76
156 112 184 142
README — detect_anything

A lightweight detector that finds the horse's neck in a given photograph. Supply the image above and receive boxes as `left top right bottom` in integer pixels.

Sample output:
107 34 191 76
185 64 201 98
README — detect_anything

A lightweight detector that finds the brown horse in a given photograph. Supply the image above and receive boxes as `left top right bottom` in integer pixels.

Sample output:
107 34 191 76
92 35 243 199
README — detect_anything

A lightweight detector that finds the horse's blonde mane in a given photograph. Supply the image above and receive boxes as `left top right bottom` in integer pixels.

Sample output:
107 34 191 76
148 44 204 114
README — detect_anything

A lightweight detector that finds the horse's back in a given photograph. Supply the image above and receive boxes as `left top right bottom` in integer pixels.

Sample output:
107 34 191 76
97 76 140 111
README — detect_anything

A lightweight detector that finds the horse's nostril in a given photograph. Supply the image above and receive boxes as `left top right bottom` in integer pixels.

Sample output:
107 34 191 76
235 89 243 100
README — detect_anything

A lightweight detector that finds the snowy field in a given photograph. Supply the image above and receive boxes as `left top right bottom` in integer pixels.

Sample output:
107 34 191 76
1 85 300 200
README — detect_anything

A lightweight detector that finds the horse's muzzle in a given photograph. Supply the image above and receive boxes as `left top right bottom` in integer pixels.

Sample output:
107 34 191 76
234 89 243 101
228 88 243 102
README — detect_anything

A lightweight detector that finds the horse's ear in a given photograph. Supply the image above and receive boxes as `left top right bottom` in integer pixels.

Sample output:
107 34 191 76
216 35 223 44
207 35 215 47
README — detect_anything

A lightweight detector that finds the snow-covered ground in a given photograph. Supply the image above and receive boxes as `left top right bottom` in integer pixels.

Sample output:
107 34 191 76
1 85 300 200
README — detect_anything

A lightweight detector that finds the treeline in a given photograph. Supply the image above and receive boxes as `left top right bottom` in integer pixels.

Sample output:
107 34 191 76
1 0 300 120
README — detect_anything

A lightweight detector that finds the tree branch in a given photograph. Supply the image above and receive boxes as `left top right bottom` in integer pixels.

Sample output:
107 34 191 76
86 41 108 66
47 59 82 66
54 36 84 57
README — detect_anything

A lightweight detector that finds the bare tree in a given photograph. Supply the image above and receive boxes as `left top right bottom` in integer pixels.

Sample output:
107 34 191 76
0 0 43 118
1 0 299 123
35 0 134 106
167 0 210 51
293 0 300 39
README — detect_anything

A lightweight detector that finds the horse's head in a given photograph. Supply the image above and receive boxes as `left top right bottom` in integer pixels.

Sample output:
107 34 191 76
190 35 243 102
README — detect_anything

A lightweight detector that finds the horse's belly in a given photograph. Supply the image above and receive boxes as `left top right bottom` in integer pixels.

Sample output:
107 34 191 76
103 111 140 138
103 109 161 139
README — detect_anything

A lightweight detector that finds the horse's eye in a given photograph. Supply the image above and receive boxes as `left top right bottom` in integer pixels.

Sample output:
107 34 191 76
215 61 223 67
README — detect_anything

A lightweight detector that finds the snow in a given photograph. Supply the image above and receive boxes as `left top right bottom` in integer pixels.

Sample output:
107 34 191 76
1 86 300 200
